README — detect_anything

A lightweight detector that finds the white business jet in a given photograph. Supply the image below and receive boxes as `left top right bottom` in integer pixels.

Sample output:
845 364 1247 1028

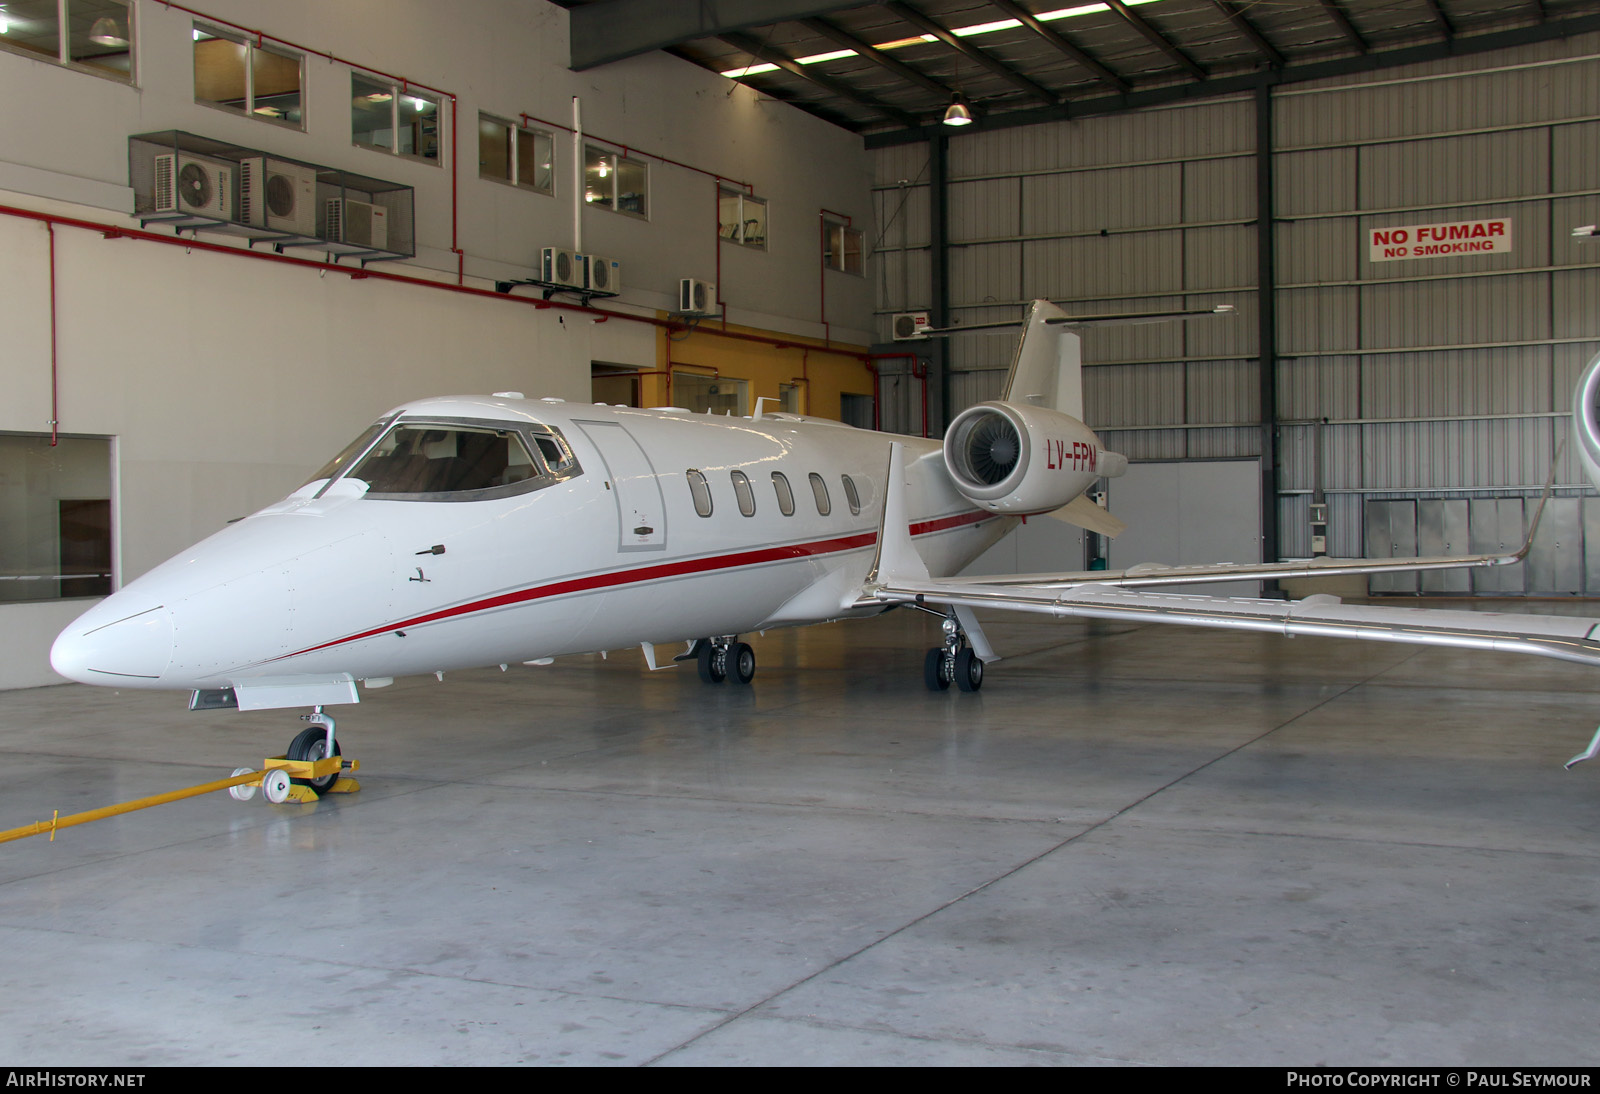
50 301 1600 789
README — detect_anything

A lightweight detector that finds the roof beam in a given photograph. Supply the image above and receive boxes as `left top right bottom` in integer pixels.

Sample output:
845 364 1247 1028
718 32 921 127
865 12 1600 148
1105 0 1207 81
884 1 1059 106
1210 0 1286 68
1418 0 1455 37
801 15 956 101
569 0 863 70
1317 0 1370 53
986 0 1130 94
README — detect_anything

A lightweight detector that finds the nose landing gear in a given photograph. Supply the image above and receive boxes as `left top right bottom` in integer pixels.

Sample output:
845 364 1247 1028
228 707 359 804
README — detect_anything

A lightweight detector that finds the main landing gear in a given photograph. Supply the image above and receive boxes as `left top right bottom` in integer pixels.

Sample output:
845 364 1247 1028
695 637 756 685
924 613 984 693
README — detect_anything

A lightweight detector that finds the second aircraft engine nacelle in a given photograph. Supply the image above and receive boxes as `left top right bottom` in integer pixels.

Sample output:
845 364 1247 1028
943 401 1124 514
1576 350 1600 491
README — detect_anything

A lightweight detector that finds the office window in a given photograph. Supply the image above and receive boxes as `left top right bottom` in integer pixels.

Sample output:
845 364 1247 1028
585 145 647 217
194 23 301 126
1 0 133 82
823 219 863 275
719 189 766 248
479 115 553 195
0 434 113 603
353 73 441 163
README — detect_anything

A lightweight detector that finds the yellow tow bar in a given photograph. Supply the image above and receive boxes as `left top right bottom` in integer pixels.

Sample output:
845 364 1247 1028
0 756 360 845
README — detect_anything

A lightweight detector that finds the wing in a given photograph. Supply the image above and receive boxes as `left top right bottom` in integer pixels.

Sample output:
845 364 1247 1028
860 577 1600 670
863 442 1600 670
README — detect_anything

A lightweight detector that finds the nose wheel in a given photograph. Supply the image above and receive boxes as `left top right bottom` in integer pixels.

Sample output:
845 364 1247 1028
924 615 983 692
696 637 755 684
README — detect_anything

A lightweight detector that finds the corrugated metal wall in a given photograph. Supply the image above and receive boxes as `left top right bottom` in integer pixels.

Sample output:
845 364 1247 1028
872 31 1600 592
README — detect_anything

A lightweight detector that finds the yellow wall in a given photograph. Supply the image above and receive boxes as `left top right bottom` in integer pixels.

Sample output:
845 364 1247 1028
646 316 874 422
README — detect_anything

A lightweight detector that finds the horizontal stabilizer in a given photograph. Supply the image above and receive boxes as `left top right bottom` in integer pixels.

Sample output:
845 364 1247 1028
1045 495 1127 538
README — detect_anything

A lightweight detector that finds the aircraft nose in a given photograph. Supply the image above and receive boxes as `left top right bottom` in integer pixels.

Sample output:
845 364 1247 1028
51 606 176 684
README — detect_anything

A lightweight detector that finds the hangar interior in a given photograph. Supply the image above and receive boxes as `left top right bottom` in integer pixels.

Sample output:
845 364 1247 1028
3 0 1600 1067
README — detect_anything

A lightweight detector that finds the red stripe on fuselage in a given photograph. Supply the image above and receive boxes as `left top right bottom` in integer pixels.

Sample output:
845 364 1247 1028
273 512 996 662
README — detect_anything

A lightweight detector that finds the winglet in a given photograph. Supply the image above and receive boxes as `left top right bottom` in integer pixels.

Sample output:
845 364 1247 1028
866 442 929 584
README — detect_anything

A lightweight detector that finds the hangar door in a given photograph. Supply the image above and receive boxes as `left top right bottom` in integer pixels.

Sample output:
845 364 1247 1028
1106 460 1263 598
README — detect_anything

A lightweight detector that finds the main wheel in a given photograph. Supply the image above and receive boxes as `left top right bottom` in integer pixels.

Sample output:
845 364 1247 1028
286 726 343 794
924 647 951 691
697 641 727 684
730 642 755 684
955 648 984 692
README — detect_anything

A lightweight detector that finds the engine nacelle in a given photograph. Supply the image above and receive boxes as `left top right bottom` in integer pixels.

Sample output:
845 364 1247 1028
1576 350 1600 491
943 401 1126 514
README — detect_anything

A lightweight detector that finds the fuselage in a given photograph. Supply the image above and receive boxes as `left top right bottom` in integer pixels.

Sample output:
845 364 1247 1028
51 395 1040 694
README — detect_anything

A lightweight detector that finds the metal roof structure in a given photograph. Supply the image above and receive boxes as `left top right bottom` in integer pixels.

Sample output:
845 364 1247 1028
556 1 1600 144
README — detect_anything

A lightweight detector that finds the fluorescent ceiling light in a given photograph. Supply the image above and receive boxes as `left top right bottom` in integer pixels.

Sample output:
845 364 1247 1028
719 0 1166 80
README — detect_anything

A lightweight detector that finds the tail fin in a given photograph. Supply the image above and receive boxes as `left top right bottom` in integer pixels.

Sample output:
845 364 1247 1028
1001 300 1083 418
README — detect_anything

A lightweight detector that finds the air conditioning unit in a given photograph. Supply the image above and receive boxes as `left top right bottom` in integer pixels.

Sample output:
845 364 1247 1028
678 278 716 315
892 312 931 341
584 253 622 295
240 157 317 235
325 198 389 250
152 153 233 220
540 246 584 289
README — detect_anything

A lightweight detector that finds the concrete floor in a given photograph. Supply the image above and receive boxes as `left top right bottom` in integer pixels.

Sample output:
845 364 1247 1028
2 605 1600 1066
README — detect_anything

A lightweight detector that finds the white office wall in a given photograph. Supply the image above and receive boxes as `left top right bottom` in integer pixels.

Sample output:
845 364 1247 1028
0 0 877 688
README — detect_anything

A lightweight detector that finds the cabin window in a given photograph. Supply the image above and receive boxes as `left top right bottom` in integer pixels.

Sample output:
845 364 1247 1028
687 470 713 517
841 474 861 516
771 472 795 516
731 471 756 517
808 472 830 516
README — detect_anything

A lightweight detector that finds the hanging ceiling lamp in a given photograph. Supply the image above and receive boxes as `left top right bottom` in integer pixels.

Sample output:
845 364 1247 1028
943 96 973 126
88 17 127 46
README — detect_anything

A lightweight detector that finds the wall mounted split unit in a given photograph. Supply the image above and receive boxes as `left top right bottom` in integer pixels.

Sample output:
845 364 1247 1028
153 152 233 220
325 198 389 250
540 246 584 289
585 254 622 295
240 157 317 236
678 278 716 315
892 312 931 341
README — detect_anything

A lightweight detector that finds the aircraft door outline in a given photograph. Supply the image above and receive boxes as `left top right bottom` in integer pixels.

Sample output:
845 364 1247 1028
573 420 668 553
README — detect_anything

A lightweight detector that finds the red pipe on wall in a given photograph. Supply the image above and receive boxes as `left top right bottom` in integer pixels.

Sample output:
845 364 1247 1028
1 203 872 364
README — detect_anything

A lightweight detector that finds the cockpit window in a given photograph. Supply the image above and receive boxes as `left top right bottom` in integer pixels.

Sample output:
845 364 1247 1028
349 424 542 499
303 417 392 492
